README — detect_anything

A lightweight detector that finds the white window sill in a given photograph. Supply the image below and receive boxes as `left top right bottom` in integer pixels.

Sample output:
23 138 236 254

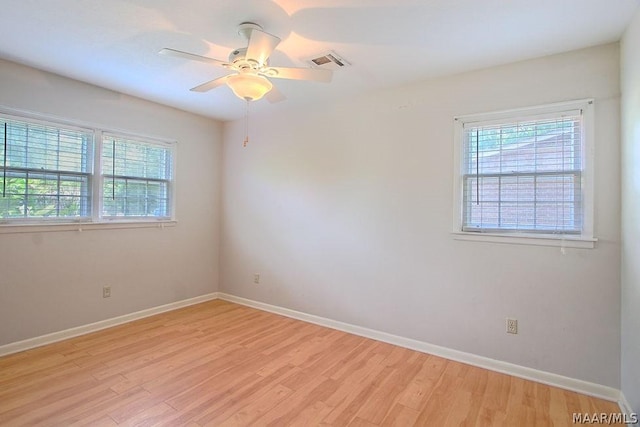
0 220 177 234
451 231 597 249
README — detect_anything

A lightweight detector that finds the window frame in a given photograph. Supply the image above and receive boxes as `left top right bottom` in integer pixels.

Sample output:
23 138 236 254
452 99 596 248
0 107 177 233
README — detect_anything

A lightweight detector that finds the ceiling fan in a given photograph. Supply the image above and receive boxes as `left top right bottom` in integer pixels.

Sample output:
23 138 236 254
160 22 333 103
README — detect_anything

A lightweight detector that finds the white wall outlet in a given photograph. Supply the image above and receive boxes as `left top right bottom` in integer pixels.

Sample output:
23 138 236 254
253 273 260 284
103 286 111 298
506 318 518 334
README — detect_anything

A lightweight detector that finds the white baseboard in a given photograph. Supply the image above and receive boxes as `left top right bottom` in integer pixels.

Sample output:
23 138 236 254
0 292 219 357
618 392 636 423
218 292 622 404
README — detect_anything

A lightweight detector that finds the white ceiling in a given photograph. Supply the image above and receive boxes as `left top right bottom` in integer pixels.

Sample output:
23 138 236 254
0 0 637 121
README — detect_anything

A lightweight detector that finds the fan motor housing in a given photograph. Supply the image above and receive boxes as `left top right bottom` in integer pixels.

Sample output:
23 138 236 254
228 47 266 70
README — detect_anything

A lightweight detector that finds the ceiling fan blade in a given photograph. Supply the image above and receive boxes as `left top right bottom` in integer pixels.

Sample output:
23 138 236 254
265 67 333 83
246 29 281 65
190 76 229 93
159 48 229 68
265 84 286 104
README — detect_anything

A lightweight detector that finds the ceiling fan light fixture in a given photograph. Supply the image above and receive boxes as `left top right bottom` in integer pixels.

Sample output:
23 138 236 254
226 73 273 101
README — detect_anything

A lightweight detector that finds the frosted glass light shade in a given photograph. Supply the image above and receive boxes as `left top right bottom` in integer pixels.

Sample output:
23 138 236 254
226 73 273 101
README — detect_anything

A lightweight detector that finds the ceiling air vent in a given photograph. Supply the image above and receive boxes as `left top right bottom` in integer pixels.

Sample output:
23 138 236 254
306 51 350 71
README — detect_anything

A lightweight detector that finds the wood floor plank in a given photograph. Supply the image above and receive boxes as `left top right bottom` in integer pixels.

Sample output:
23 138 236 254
115 402 177 427
396 356 444 410
188 365 301 426
320 351 389 415
322 365 396 425
212 383 293 427
379 403 420 426
0 300 623 426
287 400 334 426
250 376 339 426
353 355 425 424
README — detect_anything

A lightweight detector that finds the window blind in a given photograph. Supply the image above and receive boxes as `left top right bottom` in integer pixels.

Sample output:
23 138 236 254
0 116 93 219
462 112 583 234
102 135 173 218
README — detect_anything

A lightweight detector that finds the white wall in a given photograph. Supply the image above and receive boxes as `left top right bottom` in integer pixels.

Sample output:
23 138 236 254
621 7 640 413
221 43 621 388
0 59 222 345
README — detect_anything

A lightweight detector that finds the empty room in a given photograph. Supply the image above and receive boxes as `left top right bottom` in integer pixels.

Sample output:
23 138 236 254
0 0 639 425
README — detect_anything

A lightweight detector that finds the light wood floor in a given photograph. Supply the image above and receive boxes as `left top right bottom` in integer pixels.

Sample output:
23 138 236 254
0 300 622 426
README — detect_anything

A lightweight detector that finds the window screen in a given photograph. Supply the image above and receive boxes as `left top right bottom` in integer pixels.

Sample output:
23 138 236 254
102 135 173 219
462 111 583 234
0 116 93 220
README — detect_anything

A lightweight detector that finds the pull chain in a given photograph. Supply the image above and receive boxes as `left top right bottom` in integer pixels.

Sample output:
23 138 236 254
243 99 249 147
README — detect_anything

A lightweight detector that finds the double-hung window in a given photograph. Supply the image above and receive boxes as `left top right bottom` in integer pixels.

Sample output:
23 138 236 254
0 109 176 227
102 135 173 219
0 116 93 221
453 100 595 248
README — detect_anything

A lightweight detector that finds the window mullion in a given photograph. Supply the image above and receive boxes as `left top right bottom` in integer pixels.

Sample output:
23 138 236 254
56 173 60 217
25 124 29 171
24 171 29 218
533 174 538 231
93 130 102 222
145 179 149 216
56 128 60 172
573 119 581 230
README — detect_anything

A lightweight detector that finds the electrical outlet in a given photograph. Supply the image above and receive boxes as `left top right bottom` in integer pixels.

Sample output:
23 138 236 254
506 318 518 334
103 286 111 298
253 273 260 284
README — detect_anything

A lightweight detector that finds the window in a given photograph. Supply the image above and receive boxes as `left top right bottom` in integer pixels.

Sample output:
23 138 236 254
0 110 175 227
0 116 93 221
102 135 173 219
453 100 595 247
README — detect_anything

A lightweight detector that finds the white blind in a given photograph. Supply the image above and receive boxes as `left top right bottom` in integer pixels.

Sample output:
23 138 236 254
102 135 173 218
462 112 583 233
0 116 93 219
